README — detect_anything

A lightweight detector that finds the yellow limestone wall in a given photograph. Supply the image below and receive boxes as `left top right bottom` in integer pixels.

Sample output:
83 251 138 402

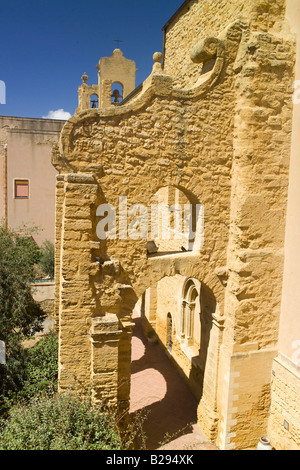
266 0 300 451
53 0 297 450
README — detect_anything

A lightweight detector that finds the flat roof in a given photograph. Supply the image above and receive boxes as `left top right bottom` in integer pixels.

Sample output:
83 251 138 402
0 115 66 123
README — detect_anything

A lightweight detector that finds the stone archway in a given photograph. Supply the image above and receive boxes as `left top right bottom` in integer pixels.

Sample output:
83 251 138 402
53 170 225 441
52 15 294 449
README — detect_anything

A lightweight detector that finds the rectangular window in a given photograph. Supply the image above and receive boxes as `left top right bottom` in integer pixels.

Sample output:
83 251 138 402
14 179 29 199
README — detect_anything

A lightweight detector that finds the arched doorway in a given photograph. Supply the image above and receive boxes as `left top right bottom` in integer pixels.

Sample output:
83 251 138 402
129 274 217 449
130 292 199 449
55 171 224 446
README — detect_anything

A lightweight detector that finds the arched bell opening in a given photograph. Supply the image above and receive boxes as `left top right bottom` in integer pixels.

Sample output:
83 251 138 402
90 94 99 108
111 82 123 105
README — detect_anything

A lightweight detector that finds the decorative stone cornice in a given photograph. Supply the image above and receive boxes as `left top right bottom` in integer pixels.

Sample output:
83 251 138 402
90 314 122 343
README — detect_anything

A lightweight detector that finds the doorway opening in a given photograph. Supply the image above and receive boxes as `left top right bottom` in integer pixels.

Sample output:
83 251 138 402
129 273 215 449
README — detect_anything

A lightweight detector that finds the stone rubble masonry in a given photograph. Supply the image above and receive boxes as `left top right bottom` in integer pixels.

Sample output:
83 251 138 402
52 0 297 450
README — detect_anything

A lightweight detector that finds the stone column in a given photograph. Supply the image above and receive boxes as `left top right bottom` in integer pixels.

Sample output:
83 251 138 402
197 313 225 442
143 285 157 333
180 301 186 339
100 79 113 108
118 317 135 419
186 302 195 347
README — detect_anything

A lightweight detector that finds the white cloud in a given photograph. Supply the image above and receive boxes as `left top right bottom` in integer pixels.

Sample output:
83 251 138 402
42 109 71 120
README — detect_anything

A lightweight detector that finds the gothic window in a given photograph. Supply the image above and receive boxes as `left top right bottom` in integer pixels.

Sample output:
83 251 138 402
180 279 201 348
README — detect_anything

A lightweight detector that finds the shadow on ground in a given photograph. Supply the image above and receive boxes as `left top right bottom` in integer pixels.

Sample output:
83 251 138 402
130 315 199 450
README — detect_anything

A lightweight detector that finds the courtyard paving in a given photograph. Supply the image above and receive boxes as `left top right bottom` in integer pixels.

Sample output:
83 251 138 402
129 310 219 451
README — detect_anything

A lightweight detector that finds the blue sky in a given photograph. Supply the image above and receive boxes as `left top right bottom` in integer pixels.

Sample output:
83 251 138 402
0 0 184 119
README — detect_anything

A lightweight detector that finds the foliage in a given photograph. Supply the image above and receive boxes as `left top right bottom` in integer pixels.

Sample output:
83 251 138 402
38 240 55 279
0 225 45 397
0 393 123 450
20 334 58 400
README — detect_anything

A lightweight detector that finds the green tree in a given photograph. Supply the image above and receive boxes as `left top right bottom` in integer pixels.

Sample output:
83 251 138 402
0 393 123 450
0 226 45 398
21 334 58 400
38 240 55 278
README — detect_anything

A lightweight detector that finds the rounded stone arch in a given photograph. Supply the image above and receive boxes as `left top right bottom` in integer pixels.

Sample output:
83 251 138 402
111 82 124 104
89 93 99 108
182 277 201 302
148 184 204 254
88 179 224 320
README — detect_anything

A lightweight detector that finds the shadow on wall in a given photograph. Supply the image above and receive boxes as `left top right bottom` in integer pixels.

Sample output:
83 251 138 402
130 314 198 450
129 280 216 449
189 283 215 402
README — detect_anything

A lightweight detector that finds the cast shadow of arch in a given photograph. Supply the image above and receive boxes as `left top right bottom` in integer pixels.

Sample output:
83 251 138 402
130 315 198 450
129 282 216 450
188 283 215 401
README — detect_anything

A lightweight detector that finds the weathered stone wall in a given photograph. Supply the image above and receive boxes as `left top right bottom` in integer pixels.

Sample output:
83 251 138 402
216 25 295 449
267 0 300 451
53 1 296 449
163 0 287 88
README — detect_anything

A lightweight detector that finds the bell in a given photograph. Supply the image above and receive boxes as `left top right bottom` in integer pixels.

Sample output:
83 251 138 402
111 89 123 104
91 99 98 108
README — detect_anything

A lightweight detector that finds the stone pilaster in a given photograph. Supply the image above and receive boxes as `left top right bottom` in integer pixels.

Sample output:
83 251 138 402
197 313 225 441
218 29 295 449
57 173 98 394
90 314 122 406
54 174 65 330
118 317 135 417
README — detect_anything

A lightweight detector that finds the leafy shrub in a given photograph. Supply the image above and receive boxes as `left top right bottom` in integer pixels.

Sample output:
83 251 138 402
0 334 58 418
0 393 123 450
21 334 58 400
0 226 45 397
38 240 55 278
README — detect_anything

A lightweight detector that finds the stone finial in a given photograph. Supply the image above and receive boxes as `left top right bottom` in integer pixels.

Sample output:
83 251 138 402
81 72 88 84
152 52 163 73
153 52 163 63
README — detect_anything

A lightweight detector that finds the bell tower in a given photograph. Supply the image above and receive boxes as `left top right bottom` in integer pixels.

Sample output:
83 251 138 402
77 49 137 112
